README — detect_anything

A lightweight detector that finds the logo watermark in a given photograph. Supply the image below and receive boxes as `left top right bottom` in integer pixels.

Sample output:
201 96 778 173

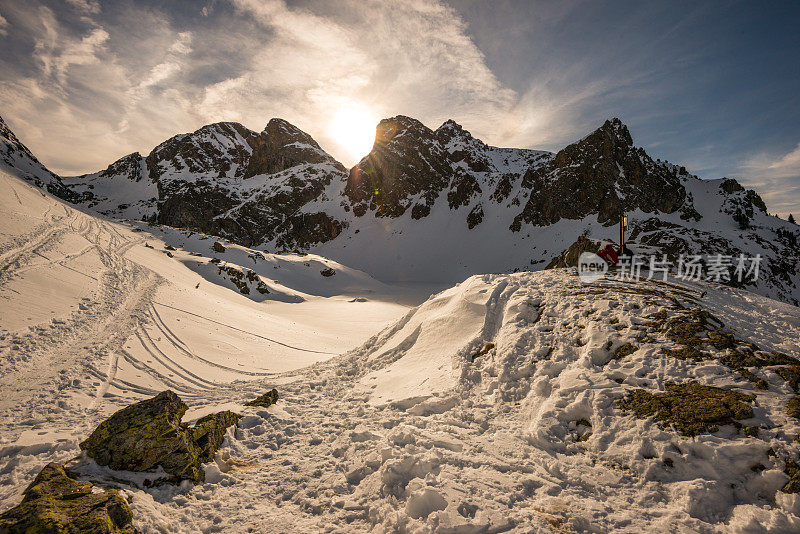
578 252 609 283
577 253 762 284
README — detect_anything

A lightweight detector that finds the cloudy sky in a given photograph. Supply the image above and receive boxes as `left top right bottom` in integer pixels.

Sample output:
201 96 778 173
0 0 799 216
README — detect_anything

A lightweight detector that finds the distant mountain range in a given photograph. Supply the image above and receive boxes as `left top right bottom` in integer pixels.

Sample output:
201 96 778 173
1 113 798 305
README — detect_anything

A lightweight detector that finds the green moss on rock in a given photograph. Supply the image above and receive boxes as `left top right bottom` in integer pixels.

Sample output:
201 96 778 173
618 381 755 436
192 411 241 463
0 463 136 533
79 391 240 484
612 342 638 361
783 458 800 494
787 396 800 419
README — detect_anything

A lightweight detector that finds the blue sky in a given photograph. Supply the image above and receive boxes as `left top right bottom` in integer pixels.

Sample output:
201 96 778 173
0 0 798 216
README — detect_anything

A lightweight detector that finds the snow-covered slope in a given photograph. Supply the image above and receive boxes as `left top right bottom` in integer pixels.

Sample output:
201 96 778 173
7 255 800 531
0 165 412 508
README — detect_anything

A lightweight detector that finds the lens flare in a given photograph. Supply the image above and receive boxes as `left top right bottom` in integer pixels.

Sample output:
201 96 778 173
328 103 379 165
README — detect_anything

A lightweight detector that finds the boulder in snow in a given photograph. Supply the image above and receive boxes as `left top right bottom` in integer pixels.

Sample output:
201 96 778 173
80 391 239 484
0 463 135 533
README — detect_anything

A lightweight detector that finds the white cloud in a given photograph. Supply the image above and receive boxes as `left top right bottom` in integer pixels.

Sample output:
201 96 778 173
31 7 109 85
768 143 800 177
734 144 800 217
64 0 101 15
207 0 517 164
117 32 194 133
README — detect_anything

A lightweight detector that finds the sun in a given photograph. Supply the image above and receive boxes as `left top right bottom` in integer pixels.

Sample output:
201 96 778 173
328 103 379 164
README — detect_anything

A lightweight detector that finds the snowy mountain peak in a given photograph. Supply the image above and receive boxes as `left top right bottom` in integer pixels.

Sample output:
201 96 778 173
372 115 425 144
1 111 797 305
246 118 341 178
597 117 634 146
512 117 684 228
434 119 481 148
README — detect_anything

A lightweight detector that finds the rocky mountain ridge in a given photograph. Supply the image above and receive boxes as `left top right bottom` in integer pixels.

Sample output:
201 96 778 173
1 113 798 305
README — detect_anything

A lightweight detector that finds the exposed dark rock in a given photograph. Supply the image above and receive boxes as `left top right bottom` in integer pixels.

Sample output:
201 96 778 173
320 267 335 277
618 381 755 436
466 204 484 229
787 397 800 419
512 119 686 229
783 458 800 493
79 391 239 484
545 236 605 269
246 389 279 408
0 463 136 533
471 343 495 362
244 119 343 178
612 342 638 361
212 241 226 253
191 411 241 463
346 116 454 218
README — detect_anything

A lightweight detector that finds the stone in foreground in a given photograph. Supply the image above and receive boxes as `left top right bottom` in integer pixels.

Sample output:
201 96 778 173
0 463 136 533
80 391 239 484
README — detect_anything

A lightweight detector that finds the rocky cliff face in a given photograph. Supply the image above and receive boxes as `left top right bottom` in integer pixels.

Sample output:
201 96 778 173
512 119 686 230
346 115 550 223
61 119 348 248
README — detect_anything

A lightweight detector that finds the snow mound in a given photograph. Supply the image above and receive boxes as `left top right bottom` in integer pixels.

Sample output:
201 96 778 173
310 268 800 531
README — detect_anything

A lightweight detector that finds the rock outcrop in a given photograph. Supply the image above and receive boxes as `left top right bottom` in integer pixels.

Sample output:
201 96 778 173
512 119 686 229
0 463 136 533
545 236 606 269
245 388 279 408
79 391 239 484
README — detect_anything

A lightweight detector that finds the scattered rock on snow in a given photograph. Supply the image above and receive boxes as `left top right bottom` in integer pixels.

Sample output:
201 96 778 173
245 388 279 408
0 463 136 533
79 391 240 484
320 267 335 277
470 342 495 361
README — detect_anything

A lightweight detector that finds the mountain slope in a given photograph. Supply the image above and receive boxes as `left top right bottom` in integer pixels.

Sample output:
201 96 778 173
61 119 348 249
3 113 798 305
0 116 76 201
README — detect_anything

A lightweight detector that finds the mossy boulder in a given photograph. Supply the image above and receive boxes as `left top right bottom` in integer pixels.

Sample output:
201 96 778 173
246 389 279 408
79 391 239 484
618 381 755 436
0 463 136 533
